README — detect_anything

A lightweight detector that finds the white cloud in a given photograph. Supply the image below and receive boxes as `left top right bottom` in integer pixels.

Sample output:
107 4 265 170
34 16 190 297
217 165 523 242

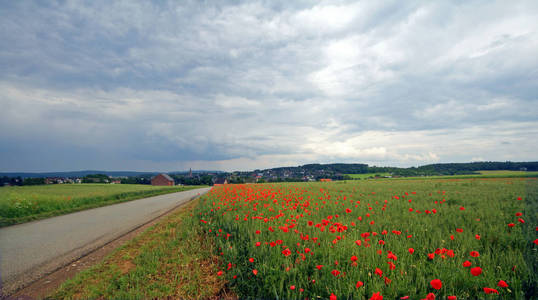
0 1 537 171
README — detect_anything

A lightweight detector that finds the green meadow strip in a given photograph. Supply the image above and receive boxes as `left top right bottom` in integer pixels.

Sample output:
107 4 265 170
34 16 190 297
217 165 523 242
0 184 205 227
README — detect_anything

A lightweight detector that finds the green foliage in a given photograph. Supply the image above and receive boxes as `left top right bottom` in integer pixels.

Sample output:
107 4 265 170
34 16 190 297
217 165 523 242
82 174 110 183
22 177 45 185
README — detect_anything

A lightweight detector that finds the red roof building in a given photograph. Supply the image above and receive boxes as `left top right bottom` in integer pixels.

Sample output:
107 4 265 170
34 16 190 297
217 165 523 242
151 174 174 186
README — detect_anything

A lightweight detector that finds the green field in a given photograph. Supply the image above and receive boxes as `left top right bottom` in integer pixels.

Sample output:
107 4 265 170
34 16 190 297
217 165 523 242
345 173 391 179
0 184 204 227
347 170 538 181
52 178 537 299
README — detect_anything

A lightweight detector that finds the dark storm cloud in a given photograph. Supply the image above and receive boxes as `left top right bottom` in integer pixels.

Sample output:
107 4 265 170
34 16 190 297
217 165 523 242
0 0 537 171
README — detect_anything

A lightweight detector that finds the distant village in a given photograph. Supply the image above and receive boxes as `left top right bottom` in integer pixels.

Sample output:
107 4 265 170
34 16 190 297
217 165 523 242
0 166 360 187
2 162 536 187
0 168 345 187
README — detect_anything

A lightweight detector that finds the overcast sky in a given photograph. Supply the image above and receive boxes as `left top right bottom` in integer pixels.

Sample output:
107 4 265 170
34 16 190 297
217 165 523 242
1 1 537 172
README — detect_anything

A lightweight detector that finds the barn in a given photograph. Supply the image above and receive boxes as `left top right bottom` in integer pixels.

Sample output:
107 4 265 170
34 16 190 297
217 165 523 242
213 178 228 185
151 173 175 186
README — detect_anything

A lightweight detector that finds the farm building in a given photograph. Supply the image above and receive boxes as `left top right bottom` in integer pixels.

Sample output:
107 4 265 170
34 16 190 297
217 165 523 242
151 174 175 186
213 178 228 185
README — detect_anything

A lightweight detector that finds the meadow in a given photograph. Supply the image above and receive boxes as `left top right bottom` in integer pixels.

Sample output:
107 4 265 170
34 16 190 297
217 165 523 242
345 173 391 179
52 178 537 299
0 184 202 227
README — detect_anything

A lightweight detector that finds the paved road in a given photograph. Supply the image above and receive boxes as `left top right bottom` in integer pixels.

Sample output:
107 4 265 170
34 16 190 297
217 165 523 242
0 187 211 295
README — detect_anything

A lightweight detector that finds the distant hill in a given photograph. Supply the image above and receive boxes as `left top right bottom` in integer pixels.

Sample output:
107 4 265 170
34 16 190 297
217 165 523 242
253 161 538 178
0 169 226 178
0 170 158 178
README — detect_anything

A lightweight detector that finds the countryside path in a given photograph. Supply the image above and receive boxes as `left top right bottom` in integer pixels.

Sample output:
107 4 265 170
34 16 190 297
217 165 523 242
0 187 211 296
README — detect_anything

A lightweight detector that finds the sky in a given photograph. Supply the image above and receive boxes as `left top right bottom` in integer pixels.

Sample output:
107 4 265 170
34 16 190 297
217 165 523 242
1 1 537 172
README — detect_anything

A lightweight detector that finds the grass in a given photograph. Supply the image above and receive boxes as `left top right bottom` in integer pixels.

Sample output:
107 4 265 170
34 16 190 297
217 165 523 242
0 184 205 227
385 170 538 180
345 173 391 179
52 178 537 299
50 197 228 300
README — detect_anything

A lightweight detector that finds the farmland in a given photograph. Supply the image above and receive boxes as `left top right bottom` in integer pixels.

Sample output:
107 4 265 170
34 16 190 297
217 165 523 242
52 178 537 299
0 184 203 227
345 173 392 179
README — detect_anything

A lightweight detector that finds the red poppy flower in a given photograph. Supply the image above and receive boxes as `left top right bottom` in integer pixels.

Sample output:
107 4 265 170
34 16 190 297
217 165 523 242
356 281 364 288
408 248 415 254
447 296 457 300
426 292 435 300
456 228 463 233
351 255 358 262
252 269 258 275
427 253 435 260
316 265 323 270
249 257 254 263
460 206 465 210
517 197 522 200
255 242 261 247
534 239 538 245
430 279 442 290
330 293 337 300
290 285 295 290
483 287 499 294
471 267 482 276
400 297 409 300
369 292 383 300
497 280 508 288
331 269 341 277
475 234 480 240
470 251 480 257
518 218 525 223
375 268 383 277
463 260 472 267
508 223 515 227
384 276 391 285
515 212 522 216
217 270 223 276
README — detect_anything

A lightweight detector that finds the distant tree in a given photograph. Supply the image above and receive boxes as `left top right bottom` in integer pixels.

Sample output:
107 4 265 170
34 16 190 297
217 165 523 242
23 178 46 185
82 174 110 183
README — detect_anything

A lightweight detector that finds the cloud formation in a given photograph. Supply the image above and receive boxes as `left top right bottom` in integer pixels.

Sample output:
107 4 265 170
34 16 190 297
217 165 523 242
1 1 537 172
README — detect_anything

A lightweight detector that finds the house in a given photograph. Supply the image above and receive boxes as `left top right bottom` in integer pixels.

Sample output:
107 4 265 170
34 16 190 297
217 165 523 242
151 174 175 186
213 178 228 185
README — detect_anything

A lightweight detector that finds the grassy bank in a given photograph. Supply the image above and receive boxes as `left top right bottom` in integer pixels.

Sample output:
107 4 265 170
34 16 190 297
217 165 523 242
0 184 205 227
50 197 227 299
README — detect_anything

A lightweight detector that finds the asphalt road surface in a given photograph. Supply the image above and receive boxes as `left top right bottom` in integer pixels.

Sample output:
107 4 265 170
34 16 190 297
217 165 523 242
0 187 211 295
